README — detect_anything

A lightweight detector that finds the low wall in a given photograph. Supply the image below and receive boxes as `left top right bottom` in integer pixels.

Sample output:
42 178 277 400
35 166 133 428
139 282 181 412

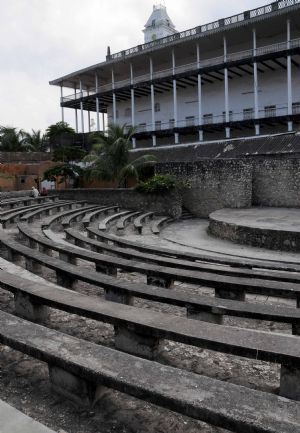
49 188 182 218
0 190 31 200
252 157 300 207
156 160 252 217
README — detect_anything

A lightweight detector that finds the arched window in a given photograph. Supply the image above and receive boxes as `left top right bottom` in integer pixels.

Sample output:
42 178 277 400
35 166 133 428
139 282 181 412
154 102 160 112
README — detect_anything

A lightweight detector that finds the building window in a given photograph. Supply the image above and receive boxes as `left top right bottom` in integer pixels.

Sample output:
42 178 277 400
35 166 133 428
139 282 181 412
203 114 213 125
264 105 276 118
116 109 119 119
154 102 160 112
169 119 175 129
138 123 146 132
222 111 233 123
293 102 300 115
186 116 195 127
124 107 131 117
243 108 254 120
152 19 156 27
155 121 161 130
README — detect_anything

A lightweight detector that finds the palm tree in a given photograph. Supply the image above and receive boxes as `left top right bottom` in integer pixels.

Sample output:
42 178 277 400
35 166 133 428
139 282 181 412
84 124 156 187
23 129 47 152
0 126 31 152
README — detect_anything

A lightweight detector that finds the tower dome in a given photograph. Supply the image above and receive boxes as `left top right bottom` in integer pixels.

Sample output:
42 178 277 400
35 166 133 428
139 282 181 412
143 4 177 43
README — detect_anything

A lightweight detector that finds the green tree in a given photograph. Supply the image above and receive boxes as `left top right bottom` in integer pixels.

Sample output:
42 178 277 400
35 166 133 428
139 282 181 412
53 146 86 163
43 163 83 188
84 124 156 187
0 126 31 152
45 121 75 149
23 129 47 152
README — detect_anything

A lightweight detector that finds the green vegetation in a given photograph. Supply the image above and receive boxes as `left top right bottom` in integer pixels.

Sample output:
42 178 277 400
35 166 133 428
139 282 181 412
84 124 156 187
136 174 191 194
53 146 86 163
0 126 32 152
45 121 75 145
43 164 83 188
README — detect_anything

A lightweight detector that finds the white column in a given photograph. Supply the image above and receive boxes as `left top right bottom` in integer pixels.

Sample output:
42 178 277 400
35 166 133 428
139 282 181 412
130 63 136 148
102 113 105 132
172 49 179 144
197 44 203 142
87 89 91 133
74 86 78 133
150 57 156 147
287 19 293 132
224 37 230 139
253 29 260 135
112 69 117 125
60 85 64 123
95 73 100 132
79 80 84 133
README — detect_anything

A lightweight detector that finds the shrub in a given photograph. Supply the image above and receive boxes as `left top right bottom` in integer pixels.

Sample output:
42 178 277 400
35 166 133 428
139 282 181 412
136 174 190 194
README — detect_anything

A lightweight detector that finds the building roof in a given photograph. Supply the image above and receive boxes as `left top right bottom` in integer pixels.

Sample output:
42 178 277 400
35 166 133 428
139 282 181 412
129 132 300 163
50 0 300 89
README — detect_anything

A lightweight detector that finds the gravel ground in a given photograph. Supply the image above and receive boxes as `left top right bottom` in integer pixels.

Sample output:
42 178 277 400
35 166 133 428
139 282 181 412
0 217 296 433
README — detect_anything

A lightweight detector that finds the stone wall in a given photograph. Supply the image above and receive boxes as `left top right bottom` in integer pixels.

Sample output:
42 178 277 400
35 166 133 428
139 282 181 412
252 157 300 207
49 188 182 219
0 190 31 200
156 160 252 217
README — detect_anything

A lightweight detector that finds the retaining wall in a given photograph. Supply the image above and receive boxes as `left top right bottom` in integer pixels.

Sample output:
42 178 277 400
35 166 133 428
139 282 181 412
49 188 182 219
156 159 253 217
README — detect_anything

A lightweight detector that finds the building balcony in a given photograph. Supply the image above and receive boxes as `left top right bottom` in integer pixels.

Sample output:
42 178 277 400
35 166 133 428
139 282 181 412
61 37 300 106
130 103 299 137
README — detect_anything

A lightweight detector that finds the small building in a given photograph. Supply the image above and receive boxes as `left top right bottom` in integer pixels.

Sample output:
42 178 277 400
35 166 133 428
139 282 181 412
50 1 300 148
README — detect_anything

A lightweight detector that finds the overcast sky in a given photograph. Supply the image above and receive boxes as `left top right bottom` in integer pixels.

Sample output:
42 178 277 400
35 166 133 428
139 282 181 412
0 0 271 133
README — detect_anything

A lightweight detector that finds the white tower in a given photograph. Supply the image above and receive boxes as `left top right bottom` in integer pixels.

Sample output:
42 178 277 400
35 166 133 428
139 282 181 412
143 4 177 43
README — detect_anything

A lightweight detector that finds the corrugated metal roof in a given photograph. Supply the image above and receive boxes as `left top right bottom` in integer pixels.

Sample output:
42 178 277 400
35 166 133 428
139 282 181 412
130 133 300 163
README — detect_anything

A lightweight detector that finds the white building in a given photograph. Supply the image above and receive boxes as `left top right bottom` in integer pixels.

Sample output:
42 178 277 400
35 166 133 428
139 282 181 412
50 0 300 148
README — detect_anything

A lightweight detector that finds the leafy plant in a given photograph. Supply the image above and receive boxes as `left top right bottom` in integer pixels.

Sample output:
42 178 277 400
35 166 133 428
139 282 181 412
136 174 190 194
84 124 156 187
43 163 83 187
0 126 31 152
53 146 86 163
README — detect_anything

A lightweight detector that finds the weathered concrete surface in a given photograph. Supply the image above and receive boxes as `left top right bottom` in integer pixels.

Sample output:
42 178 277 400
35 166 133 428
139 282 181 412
209 207 300 252
0 310 299 433
49 188 182 219
0 399 56 433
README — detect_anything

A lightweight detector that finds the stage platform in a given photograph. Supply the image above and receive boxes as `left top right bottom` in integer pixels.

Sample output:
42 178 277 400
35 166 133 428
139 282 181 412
208 207 300 252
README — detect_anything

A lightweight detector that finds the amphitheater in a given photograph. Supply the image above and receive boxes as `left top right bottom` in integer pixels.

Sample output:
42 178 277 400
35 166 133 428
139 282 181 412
0 165 300 433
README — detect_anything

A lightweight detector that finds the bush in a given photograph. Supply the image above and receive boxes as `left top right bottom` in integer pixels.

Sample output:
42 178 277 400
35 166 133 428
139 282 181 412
136 174 190 194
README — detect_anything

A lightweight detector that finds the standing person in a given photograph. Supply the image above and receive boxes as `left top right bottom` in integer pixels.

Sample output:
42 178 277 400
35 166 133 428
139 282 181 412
31 186 39 198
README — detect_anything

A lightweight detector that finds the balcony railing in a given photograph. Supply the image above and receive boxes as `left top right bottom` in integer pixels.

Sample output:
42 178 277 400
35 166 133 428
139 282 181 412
62 37 300 104
133 104 290 133
106 0 300 61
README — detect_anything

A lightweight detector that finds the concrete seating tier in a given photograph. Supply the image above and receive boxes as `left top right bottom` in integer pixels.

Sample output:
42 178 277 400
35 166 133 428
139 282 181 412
81 205 120 228
133 212 154 234
14 223 300 303
61 205 104 228
151 216 174 235
98 210 133 231
5 225 300 337
66 228 300 284
116 211 141 233
0 399 57 433
0 195 59 211
40 203 97 230
86 226 300 273
0 310 299 432
0 270 300 402
0 200 70 228
19 201 77 223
